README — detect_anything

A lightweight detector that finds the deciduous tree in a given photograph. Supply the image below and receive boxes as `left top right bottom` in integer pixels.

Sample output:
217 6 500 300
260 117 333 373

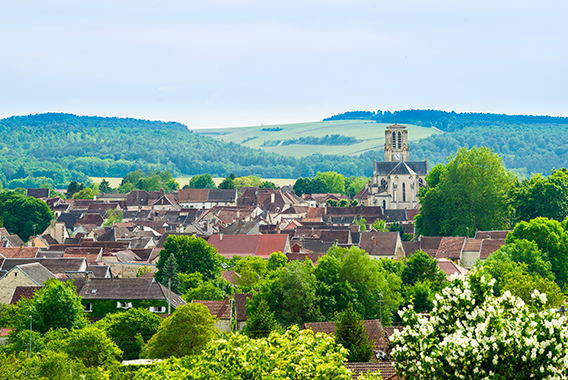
415 147 514 236
144 303 218 359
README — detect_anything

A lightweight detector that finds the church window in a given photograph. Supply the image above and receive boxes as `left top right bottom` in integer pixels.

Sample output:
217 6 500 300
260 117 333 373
392 132 396 149
383 200 386 210
397 132 402 149
402 183 406 202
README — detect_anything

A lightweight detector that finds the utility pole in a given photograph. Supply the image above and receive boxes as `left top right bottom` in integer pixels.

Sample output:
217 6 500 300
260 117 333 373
28 315 32 359
379 293 383 326
168 278 171 315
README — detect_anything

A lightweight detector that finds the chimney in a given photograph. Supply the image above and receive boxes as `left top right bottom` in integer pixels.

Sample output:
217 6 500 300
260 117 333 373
372 235 376 246
271 193 275 203
220 234 223 241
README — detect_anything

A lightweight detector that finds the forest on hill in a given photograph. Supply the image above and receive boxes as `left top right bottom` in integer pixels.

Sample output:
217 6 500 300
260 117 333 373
0 113 375 189
1 110 567 189
328 109 568 177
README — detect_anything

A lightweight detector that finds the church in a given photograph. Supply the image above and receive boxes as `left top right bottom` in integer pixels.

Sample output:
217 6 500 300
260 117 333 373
355 124 428 210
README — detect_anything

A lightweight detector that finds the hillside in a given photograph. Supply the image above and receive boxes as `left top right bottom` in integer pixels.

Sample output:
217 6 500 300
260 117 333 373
0 113 376 189
194 120 439 158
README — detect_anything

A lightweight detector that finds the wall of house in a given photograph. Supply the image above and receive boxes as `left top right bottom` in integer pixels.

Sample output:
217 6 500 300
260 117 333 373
106 263 156 278
82 299 170 318
461 251 480 269
236 320 247 331
216 319 232 332
0 269 38 304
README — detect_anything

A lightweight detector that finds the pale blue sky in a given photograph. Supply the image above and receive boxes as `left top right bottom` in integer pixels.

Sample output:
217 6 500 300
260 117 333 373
1 0 567 128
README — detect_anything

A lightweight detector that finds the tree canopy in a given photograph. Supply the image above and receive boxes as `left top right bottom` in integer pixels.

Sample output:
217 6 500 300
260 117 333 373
415 147 514 236
144 303 219 359
155 235 222 283
0 191 53 241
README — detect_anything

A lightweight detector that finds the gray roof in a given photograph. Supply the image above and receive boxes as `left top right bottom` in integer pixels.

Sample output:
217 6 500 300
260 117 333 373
208 189 237 202
0 258 87 275
77 277 185 307
374 160 428 175
10 262 55 285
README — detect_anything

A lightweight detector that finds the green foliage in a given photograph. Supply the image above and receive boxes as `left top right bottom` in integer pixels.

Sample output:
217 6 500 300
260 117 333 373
354 218 367 232
335 302 374 362
144 303 219 359
218 176 235 189
261 134 360 147
99 179 112 193
234 256 268 292
242 298 280 338
501 266 565 310
315 246 402 323
233 175 263 189
183 282 224 302
345 176 368 198
155 235 222 283
506 217 568 290
103 208 123 227
189 174 217 189
118 170 175 193
0 191 53 241
178 272 204 294
416 147 514 236
248 260 322 327
267 251 287 271
314 171 345 194
371 219 387 232
62 326 122 367
509 169 568 223
401 251 446 288
66 180 85 198
392 268 568 379
72 187 97 199
260 180 277 190
9 279 87 335
133 326 384 380
160 254 181 295
388 222 411 241
99 308 162 360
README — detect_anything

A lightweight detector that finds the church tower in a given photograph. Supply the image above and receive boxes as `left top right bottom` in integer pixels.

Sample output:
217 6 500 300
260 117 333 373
384 124 409 162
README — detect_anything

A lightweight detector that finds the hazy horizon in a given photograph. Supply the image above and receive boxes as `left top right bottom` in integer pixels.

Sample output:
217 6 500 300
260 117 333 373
2 1 567 129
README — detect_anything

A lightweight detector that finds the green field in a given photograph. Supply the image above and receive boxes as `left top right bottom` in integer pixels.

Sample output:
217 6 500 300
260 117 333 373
90 177 297 188
193 120 440 158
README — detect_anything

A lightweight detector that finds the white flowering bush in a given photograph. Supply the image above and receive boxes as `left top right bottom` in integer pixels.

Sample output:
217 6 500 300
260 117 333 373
391 268 568 379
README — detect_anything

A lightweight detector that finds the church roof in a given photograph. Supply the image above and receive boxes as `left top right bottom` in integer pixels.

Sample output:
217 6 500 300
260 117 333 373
374 160 428 175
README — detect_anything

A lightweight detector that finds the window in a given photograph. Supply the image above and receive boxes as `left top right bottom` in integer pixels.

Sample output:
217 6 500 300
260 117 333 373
150 306 166 313
402 183 406 202
392 131 396 148
84 303 92 312
383 200 386 210
117 302 133 309
397 131 402 149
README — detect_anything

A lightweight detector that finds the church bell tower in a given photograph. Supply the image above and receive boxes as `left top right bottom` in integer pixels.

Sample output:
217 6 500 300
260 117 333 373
384 124 409 162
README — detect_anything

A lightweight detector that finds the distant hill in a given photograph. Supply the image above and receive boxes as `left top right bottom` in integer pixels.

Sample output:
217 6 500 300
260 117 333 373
199 110 568 177
0 113 378 189
194 120 439 157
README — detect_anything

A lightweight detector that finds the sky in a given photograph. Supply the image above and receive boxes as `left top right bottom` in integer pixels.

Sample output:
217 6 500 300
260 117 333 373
1 0 567 129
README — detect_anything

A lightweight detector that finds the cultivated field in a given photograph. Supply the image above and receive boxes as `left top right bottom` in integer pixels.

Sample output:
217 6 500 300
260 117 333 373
90 177 297 188
193 120 440 158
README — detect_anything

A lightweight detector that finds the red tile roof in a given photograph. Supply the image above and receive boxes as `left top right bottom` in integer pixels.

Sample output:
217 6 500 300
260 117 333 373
178 189 209 203
437 258 468 280
192 298 232 320
480 239 506 260
436 237 466 260
462 238 483 251
10 286 42 304
419 237 443 257
359 232 399 257
0 247 39 259
405 209 420 221
207 234 289 259
234 293 253 322
475 230 511 240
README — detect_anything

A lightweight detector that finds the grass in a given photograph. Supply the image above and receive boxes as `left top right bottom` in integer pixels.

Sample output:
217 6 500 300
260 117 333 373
90 177 298 188
193 120 440 158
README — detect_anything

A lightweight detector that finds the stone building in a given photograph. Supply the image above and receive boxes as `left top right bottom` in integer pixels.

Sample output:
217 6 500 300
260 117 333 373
356 124 428 210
